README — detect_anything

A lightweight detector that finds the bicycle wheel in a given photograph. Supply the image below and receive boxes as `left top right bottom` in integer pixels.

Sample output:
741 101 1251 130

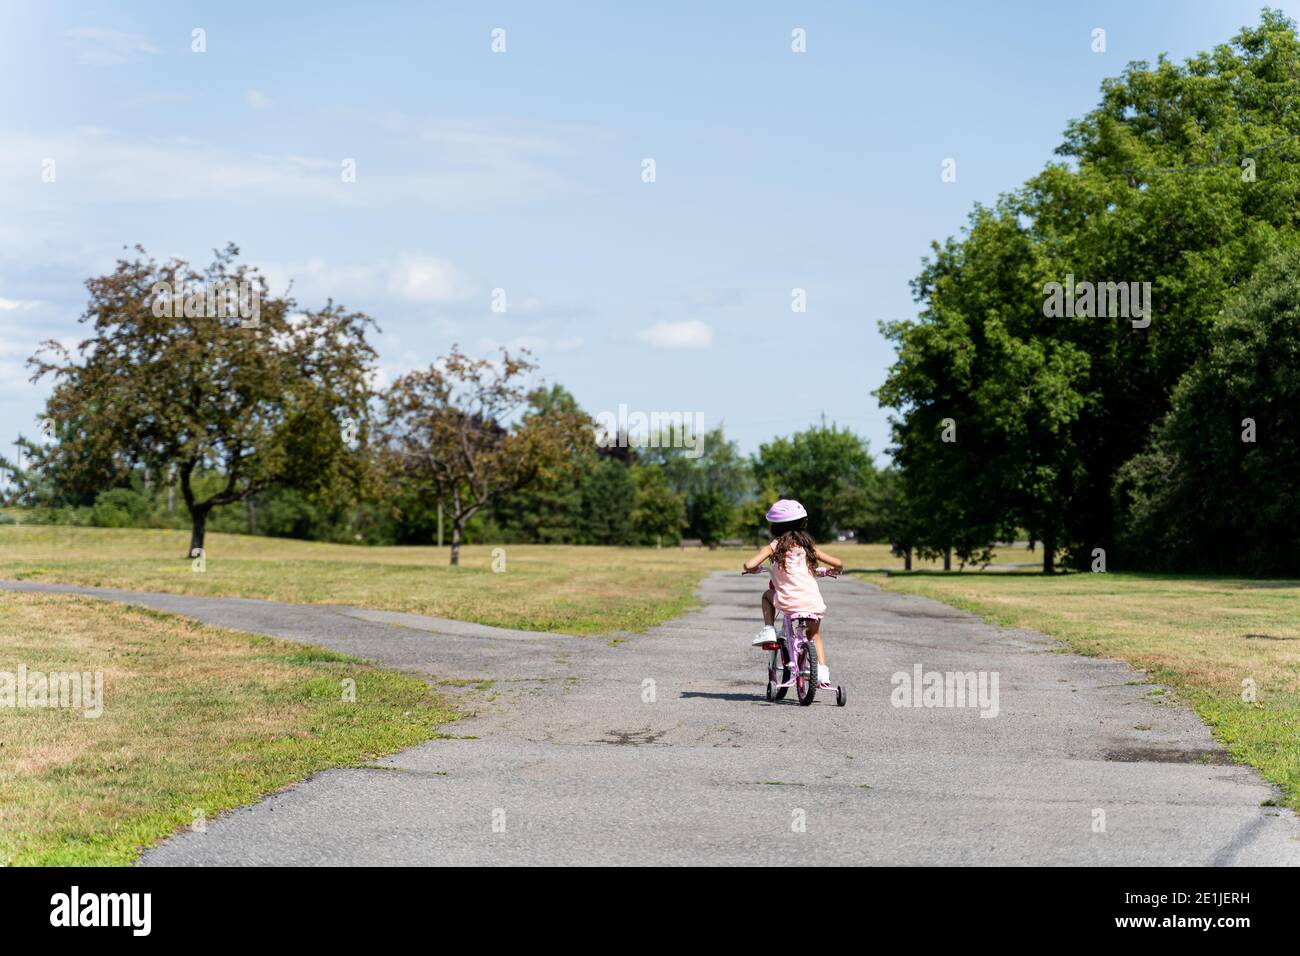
768 644 790 701
796 637 818 706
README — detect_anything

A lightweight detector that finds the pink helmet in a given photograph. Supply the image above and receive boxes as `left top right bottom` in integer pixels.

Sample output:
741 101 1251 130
765 499 807 523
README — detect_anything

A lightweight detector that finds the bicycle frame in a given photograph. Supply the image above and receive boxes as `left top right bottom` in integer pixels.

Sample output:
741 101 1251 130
764 614 833 692
744 565 838 696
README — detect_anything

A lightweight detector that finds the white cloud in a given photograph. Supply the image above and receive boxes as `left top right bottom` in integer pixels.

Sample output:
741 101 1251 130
637 320 713 349
259 258 382 303
66 28 158 66
246 90 273 111
0 297 38 311
259 256 471 308
388 256 467 303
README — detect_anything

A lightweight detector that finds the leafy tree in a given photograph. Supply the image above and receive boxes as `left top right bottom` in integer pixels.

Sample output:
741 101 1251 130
378 347 591 565
687 487 736 545
577 456 637 545
1115 246 1300 573
752 424 878 541
29 245 376 557
879 11 1300 570
488 385 595 543
640 427 750 543
91 487 151 528
630 465 686 545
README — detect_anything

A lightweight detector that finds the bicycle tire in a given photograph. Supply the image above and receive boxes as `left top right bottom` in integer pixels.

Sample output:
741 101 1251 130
797 637 818 706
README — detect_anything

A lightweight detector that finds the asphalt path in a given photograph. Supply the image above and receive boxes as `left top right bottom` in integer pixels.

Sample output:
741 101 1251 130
4 574 1297 865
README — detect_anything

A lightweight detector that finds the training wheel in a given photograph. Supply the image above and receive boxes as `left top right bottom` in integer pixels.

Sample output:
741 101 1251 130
836 686 846 707
766 681 775 702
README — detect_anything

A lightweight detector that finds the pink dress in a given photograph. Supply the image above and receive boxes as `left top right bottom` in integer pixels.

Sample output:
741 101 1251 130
769 545 826 617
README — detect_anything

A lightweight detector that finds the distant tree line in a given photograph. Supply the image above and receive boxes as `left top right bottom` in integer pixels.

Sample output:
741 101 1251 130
2 248 891 564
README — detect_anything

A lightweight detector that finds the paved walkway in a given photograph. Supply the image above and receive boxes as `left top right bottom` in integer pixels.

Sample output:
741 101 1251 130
4 575 1297 865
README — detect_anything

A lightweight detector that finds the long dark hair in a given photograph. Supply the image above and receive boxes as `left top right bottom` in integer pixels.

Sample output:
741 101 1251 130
770 518 817 573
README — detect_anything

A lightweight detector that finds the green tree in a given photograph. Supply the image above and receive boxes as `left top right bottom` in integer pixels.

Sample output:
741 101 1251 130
29 245 376 557
640 427 750 544
879 11 1300 570
577 456 637 545
1115 247 1300 573
752 424 878 542
489 385 595 543
378 347 591 565
630 465 686 545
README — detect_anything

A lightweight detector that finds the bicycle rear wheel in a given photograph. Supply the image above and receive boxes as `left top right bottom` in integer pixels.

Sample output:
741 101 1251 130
796 638 818 706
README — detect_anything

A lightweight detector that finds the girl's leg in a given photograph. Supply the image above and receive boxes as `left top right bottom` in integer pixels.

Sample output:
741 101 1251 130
761 586 776 626
807 619 826 666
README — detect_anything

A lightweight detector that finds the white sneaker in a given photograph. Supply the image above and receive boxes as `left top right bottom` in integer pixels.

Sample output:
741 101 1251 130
752 625 778 647
817 664 831 684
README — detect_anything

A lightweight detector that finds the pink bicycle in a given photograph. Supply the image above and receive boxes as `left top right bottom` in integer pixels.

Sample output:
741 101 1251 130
743 567 846 707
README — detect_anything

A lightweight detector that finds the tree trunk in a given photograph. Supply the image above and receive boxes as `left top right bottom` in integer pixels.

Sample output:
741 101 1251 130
943 548 952 571
904 547 912 571
1043 538 1055 574
449 521 462 566
189 506 209 558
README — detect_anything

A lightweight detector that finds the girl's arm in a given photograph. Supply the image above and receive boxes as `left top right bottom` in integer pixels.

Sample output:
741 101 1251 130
814 548 843 573
743 542 773 573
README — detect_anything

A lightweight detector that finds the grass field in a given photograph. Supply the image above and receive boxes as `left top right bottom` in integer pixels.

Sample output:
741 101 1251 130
5 524 1298 836
876 572 1300 810
0 525 968 634
0 591 458 865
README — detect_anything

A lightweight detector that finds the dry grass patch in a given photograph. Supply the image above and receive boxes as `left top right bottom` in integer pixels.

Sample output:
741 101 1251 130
0 526 1014 634
0 592 457 865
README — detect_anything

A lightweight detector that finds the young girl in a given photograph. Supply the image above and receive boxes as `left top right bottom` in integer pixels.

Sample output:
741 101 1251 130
743 499 843 685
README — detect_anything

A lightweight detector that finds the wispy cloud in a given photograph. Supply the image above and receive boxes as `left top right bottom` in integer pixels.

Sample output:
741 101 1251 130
66 28 158 66
387 255 467 303
637 320 713 349
260 255 472 307
246 89 273 111
0 120 580 209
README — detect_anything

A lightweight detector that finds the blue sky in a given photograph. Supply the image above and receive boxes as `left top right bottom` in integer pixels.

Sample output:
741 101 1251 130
1 0 1293 464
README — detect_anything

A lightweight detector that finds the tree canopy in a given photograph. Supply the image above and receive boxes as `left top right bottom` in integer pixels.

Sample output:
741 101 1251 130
29 245 375 556
877 10 1300 572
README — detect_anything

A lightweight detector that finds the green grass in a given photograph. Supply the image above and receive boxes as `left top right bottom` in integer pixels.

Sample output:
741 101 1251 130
0 525 955 634
873 571 1300 810
0 592 459 865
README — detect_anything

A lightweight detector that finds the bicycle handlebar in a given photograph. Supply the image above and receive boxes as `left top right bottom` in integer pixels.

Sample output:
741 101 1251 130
740 566 840 579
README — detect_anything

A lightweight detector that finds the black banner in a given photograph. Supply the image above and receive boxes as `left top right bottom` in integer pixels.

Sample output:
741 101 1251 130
0 866 1283 941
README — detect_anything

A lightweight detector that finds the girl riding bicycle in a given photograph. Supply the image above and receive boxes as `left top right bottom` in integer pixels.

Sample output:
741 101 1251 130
742 499 843 686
